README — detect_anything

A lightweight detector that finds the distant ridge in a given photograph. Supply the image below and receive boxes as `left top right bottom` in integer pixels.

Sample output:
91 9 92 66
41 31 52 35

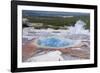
22 10 90 17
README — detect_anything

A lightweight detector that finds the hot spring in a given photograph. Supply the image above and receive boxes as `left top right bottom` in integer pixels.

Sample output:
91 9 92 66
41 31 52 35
34 36 80 49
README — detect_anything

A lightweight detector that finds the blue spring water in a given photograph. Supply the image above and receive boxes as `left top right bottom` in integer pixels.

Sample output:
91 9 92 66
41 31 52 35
37 37 74 48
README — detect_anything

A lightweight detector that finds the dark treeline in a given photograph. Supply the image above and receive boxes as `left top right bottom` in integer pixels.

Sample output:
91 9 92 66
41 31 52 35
23 15 90 29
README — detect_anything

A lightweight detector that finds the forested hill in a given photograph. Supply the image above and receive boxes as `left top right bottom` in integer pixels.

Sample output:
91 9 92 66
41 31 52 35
23 15 90 29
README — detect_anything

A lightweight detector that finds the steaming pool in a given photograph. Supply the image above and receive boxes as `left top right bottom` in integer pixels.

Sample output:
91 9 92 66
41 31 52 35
34 36 80 49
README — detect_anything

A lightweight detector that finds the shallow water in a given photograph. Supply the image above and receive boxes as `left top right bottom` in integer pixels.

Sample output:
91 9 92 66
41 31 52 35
37 37 74 48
